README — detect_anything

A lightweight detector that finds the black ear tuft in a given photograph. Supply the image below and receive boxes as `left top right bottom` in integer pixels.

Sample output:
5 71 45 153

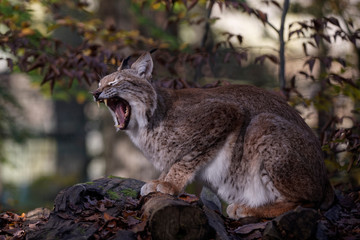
150 48 158 54
118 55 131 71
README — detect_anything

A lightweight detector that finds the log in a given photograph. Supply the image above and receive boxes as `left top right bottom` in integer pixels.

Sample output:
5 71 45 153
26 177 227 240
142 193 215 240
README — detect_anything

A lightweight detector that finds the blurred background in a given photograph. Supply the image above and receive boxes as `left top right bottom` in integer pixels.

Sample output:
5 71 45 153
0 0 359 213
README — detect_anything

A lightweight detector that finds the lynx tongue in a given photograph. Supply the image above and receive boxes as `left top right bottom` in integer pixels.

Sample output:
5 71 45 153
106 98 130 129
115 102 127 127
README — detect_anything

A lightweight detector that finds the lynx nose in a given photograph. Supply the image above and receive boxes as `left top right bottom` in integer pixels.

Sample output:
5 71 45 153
92 90 102 101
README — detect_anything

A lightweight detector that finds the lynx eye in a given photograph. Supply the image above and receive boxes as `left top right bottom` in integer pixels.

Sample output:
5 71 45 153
108 78 120 86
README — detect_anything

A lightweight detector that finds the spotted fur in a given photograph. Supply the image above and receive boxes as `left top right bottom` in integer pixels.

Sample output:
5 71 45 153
93 52 334 219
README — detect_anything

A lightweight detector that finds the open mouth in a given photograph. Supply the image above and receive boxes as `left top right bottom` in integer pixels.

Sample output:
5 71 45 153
98 97 131 130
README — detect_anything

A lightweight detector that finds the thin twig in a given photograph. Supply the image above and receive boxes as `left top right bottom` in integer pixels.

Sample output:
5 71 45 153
267 21 279 34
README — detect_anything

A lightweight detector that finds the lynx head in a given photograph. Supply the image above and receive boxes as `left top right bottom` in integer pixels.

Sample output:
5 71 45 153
92 52 156 130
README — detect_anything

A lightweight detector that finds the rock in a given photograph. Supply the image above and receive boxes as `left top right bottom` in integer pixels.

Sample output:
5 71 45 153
203 206 232 240
27 177 144 240
324 205 341 223
263 206 319 240
200 186 222 212
263 221 282 240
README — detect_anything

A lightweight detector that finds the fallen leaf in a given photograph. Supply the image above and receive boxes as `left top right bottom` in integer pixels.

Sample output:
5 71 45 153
126 216 141 226
179 193 199 203
104 213 115 221
234 221 268 234
97 203 107 212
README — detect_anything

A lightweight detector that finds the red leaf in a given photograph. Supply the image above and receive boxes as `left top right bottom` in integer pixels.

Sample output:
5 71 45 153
312 34 321 47
126 216 141 226
348 34 357 45
303 42 308 56
97 203 107 212
312 18 324 31
62 68 73 78
327 17 340 27
288 30 296 39
299 71 309 78
50 64 60 76
83 213 101 222
104 212 115 221
321 34 331 43
307 41 316 48
336 57 346 67
236 34 243 44
254 55 266 65
271 0 282 10
239 2 253 14
266 54 278 64
256 9 268 24
235 222 268 234
226 33 233 42
304 58 316 72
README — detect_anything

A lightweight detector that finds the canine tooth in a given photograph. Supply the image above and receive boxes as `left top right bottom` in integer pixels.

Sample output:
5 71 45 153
104 99 108 106
97 101 100 108
115 125 121 128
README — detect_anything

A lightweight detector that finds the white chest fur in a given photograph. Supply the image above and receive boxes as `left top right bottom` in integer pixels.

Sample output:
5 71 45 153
200 133 235 199
200 132 282 207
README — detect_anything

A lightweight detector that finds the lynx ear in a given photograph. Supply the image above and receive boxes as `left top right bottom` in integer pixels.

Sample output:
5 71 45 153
131 52 153 80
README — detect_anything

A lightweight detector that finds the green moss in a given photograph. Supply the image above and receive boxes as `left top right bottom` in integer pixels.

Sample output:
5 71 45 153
120 188 138 198
107 190 121 200
84 181 94 185
76 227 86 235
108 175 125 180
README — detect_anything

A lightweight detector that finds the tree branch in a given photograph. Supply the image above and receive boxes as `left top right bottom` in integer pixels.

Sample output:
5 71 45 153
278 0 290 95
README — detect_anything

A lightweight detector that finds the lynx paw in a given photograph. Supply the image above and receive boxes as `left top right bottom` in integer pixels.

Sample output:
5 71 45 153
226 203 249 219
140 180 178 196
140 181 159 196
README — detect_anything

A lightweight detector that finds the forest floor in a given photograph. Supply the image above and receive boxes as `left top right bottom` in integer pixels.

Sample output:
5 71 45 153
0 177 359 240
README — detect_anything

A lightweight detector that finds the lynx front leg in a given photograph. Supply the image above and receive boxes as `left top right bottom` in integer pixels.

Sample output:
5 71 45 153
141 160 197 196
140 151 210 196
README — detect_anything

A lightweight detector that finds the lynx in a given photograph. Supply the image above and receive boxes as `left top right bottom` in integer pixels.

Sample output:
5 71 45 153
92 52 334 219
